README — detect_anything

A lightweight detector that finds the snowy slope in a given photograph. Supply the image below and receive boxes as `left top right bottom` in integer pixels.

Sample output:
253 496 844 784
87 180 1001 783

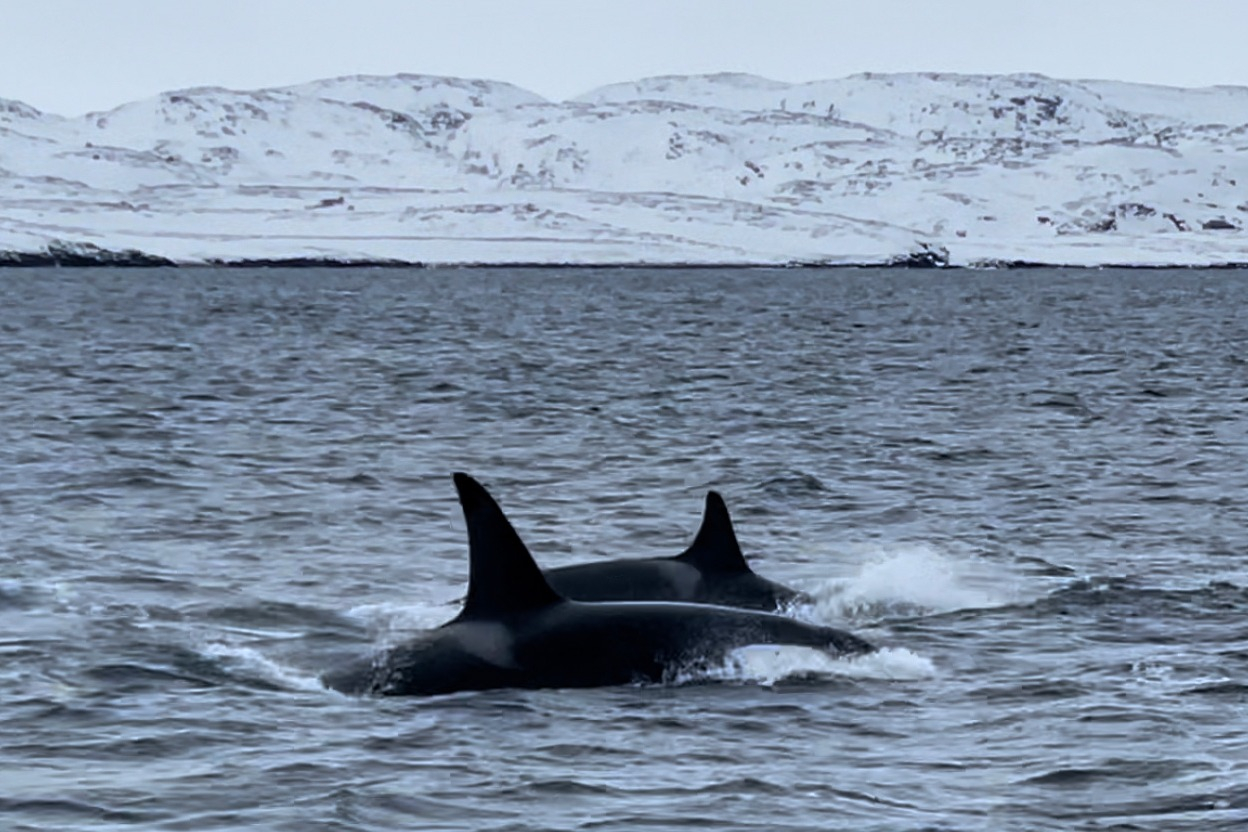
1 72 1245 265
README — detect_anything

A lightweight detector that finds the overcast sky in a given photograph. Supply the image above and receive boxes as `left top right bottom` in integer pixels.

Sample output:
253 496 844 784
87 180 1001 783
5 0 1248 116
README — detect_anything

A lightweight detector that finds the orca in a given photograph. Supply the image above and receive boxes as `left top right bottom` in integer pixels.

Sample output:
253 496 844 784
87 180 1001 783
543 491 804 612
322 473 874 697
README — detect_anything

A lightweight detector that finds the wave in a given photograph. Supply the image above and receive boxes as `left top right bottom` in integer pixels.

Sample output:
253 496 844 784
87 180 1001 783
344 599 458 644
197 641 328 693
796 544 1023 622
707 644 937 686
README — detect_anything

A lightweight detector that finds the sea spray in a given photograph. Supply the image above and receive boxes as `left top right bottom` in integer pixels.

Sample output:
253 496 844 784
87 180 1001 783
200 640 328 692
797 544 1021 622
700 645 936 686
346 599 455 645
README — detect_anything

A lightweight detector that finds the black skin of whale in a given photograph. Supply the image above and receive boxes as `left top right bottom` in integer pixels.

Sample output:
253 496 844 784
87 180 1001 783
543 491 804 613
322 474 874 697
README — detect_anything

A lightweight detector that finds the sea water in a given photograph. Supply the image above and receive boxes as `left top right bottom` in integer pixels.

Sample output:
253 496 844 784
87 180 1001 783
1 267 1245 830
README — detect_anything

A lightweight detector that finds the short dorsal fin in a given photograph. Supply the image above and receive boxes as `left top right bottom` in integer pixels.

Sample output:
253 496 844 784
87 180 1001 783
452 473 562 620
674 491 752 573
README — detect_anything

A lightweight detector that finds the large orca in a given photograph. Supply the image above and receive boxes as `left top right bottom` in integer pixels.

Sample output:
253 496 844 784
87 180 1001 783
544 491 804 612
323 473 873 696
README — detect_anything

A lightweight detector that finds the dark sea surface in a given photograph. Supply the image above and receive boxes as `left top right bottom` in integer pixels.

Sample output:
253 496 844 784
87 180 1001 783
1 266 1246 831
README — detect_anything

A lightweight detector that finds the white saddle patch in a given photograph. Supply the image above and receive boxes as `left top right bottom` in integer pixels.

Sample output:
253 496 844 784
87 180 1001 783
451 621 519 668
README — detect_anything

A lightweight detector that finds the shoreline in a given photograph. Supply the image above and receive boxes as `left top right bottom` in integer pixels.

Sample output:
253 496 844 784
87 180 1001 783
2 245 1246 271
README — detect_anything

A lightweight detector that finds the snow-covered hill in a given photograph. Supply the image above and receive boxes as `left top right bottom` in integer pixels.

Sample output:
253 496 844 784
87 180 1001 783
2 72 1246 266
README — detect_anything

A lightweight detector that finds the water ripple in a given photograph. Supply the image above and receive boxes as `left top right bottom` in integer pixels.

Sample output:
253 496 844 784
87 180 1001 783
2 267 1247 831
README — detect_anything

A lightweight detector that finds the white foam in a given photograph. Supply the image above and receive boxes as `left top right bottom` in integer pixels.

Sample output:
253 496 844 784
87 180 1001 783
200 641 328 693
693 644 936 686
344 600 451 644
827 647 938 681
798 544 1018 622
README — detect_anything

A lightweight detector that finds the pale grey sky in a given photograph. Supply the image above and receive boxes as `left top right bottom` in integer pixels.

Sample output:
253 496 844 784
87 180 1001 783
4 0 1247 115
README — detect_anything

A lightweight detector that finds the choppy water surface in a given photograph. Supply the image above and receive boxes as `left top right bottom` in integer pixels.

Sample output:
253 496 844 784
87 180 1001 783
1 266 1246 831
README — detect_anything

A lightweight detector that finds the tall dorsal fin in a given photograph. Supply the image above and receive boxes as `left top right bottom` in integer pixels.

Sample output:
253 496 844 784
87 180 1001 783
452 472 562 620
674 491 752 573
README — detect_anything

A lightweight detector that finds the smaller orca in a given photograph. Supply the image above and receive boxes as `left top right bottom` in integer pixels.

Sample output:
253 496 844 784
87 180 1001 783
544 491 804 612
323 474 873 697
